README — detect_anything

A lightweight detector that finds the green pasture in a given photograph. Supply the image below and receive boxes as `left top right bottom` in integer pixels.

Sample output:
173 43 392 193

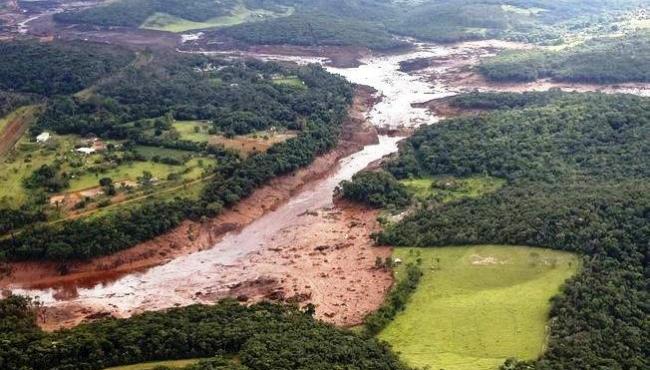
68 157 214 191
172 121 211 143
380 245 580 370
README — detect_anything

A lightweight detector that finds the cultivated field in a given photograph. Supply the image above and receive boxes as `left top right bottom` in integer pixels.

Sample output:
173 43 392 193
380 245 580 370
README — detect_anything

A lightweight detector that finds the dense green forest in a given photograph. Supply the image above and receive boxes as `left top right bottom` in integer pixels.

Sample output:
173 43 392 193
374 92 649 368
0 41 352 261
481 32 650 83
0 41 133 96
0 296 410 370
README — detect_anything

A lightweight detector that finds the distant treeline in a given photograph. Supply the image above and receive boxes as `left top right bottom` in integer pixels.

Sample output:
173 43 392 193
480 32 650 83
377 92 650 369
0 41 352 261
0 296 410 370
53 0 650 47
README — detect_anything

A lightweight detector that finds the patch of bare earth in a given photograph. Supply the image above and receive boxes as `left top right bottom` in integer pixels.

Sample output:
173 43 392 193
216 200 392 326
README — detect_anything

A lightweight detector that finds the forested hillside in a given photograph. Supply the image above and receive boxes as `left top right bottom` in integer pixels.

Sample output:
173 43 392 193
480 32 650 83
0 40 352 261
53 0 650 47
0 41 133 96
0 296 410 370
377 92 650 368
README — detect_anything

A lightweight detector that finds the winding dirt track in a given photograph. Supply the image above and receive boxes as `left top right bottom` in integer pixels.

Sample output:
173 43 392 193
0 106 38 156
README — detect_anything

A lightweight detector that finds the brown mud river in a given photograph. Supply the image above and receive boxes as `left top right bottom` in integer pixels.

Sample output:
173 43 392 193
5 39 650 330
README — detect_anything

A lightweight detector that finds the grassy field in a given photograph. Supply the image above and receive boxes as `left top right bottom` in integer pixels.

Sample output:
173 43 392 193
67 159 202 191
172 121 211 142
141 3 293 33
0 134 71 207
400 175 505 202
271 76 306 89
173 120 297 156
380 245 580 370
103 358 203 370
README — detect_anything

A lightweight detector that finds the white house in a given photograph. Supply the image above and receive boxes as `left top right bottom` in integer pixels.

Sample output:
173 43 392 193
36 132 50 143
76 147 96 155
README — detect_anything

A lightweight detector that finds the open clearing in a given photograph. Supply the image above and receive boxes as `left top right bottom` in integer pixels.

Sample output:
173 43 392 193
141 4 293 33
380 245 580 370
400 175 505 202
172 120 298 156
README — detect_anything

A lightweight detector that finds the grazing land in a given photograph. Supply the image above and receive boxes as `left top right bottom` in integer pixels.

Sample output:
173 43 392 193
380 246 579 370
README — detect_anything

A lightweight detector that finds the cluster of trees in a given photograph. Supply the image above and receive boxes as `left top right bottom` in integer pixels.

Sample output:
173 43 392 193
54 0 240 27
0 45 353 261
363 263 422 337
0 92 39 117
22 164 69 193
379 92 650 368
0 296 410 370
0 41 133 96
481 32 650 83
338 171 411 209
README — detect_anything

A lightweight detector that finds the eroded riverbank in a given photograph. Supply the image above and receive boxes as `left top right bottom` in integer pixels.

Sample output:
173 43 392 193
2 85 400 330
